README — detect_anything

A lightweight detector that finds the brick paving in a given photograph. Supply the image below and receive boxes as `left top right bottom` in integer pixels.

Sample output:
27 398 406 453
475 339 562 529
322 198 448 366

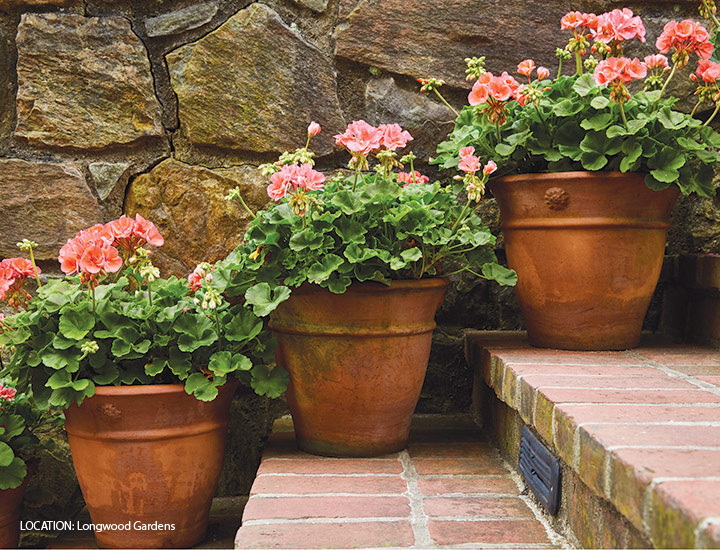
468 331 720 549
235 416 567 549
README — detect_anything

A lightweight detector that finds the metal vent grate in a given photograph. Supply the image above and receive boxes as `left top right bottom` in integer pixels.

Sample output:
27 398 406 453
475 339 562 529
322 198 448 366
518 426 561 515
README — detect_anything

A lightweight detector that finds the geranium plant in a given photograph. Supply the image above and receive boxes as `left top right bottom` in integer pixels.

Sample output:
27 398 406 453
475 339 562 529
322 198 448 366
429 5 720 196
0 215 287 409
222 121 516 313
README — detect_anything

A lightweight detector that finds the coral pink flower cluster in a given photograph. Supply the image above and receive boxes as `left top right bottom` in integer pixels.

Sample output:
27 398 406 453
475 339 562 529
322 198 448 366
397 171 430 185
459 147 497 177
334 121 413 156
645 54 669 71
656 20 713 65
0 383 16 402
0 257 39 301
561 9 645 43
58 215 164 285
267 163 326 201
694 59 720 82
187 264 214 291
469 72 523 105
594 57 648 86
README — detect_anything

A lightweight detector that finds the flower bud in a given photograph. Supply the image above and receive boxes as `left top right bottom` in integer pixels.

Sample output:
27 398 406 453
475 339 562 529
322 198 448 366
307 121 321 136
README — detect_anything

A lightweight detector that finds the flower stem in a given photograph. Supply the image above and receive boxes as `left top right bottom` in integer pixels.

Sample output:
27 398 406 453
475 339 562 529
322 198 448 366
496 121 501 142
620 101 629 130
28 247 42 288
575 52 583 76
691 99 703 117
557 58 563 79
147 279 153 307
433 88 459 117
657 63 678 102
703 101 720 127
90 286 96 323
236 192 256 219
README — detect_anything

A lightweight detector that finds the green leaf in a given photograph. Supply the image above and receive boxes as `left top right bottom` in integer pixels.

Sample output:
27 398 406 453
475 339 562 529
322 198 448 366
620 140 643 172
59 302 94 340
573 73 597 97
251 365 289 398
289 229 325 253
401 248 423 262
590 96 610 109
41 348 80 372
145 357 167 377
0 458 27 490
225 309 263 343
245 283 292 317
657 107 689 130
581 113 613 131
481 263 518 286
184 373 221 401
0 415 24 439
330 190 364 215
335 217 366 244
307 255 345 284
0 442 14 468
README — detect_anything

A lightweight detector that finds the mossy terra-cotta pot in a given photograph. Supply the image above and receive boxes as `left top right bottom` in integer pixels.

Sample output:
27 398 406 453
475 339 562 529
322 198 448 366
64 382 237 549
270 279 448 457
489 171 679 351
0 477 28 549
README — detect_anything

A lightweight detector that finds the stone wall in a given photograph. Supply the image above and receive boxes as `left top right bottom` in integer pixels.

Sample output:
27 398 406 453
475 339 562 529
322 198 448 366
1 0 718 502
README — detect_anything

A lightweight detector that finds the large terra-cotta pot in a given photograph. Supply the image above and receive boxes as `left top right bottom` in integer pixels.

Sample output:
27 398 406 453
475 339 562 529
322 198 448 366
0 477 28 549
64 382 237 549
270 279 448 457
490 171 679 351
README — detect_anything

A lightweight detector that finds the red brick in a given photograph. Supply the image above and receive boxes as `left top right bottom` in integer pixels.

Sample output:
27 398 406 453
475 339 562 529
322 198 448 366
534 390 556 445
609 448 720 529
417 476 518 496
241 495 410 521
413 457 509 476
423 496 534 519
649 480 720 549
699 375 720 387
634 350 720 367
251 475 407 495
428 519 552 545
583 424 720 449
539 387 720 404
493 349 641 366
504 364 660 377
236 521 414 549
257 458 402 475
521 373 697 389
577 427 608 497
662 364 720 376
407 441 493 458
556 403 720 424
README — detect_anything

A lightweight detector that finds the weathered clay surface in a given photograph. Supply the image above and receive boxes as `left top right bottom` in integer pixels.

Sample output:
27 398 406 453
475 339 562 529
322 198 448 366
124 158 270 277
167 3 344 154
0 159 102 260
144 3 218 37
15 13 163 149
335 1 698 88
365 76 454 161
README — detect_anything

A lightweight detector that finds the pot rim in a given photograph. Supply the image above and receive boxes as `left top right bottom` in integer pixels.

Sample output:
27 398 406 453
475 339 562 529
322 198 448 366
91 380 238 397
489 170 646 186
291 277 450 296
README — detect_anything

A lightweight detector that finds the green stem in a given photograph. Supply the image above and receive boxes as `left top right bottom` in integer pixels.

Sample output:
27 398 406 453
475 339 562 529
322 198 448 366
409 157 416 182
213 309 222 339
28 247 41 288
496 121 501 142
690 99 704 117
619 101 629 130
575 52 583 76
657 63 678 102
90 286 96 323
147 279 153 307
450 200 472 235
352 165 360 192
703 102 720 127
236 193 256 219
433 88 459 117
533 102 549 133
557 58 563 79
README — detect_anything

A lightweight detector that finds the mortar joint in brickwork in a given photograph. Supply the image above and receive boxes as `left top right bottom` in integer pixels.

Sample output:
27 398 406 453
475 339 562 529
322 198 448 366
398 449 434 549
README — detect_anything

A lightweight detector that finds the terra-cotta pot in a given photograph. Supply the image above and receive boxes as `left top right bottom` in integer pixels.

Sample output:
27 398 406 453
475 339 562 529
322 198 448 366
64 382 237 549
0 477 28 549
270 279 448 457
490 171 679 351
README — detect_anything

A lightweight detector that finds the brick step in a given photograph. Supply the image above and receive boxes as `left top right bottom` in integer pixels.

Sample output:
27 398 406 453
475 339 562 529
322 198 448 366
235 415 569 549
467 331 720 549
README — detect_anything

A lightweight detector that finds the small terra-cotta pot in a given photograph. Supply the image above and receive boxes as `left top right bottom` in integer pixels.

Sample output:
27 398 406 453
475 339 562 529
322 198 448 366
64 382 237 549
270 279 448 457
0 477 28 549
490 171 679 351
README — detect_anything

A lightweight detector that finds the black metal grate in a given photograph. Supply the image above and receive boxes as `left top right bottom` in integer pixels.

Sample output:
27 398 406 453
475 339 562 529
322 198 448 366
518 426 561 515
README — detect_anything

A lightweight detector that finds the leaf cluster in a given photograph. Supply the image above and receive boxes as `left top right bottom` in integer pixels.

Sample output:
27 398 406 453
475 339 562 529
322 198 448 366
0 273 288 409
222 174 517 311
434 75 720 196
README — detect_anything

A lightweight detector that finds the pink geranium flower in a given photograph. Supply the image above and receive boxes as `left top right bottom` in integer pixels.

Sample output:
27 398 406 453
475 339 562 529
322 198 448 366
517 59 536 77
483 161 498 176
0 384 16 402
378 123 413 151
596 8 646 43
645 54 669 70
397 171 430 185
561 11 599 32
459 155 481 174
296 163 326 191
695 58 720 82
335 120 384 156
307 121 321 136
133 215 164 247
77 243 122 275
537 67 550 80
657 20 713 65
459 146 475 158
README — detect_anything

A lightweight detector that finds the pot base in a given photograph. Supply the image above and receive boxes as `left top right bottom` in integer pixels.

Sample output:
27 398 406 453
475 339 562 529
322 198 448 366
296 435 409 458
